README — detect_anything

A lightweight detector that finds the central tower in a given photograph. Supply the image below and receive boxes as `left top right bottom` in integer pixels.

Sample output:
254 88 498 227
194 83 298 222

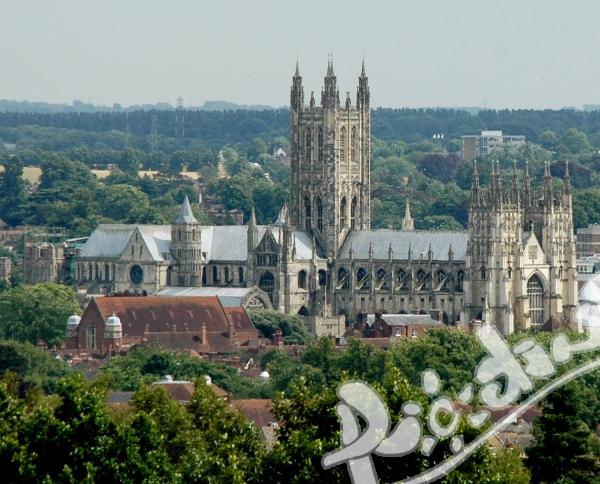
290 59 371 259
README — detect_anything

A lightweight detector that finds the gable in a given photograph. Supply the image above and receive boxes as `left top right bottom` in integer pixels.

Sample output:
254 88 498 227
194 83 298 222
522 231 544 265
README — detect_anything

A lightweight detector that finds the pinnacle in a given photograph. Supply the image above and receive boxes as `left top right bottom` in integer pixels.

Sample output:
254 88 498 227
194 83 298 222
174 196 198 224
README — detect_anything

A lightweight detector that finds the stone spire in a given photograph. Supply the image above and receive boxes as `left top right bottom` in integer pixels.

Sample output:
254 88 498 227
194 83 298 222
563 160 572 194
470 160 481 207
402 199 415 231
543 161 554 208
323 55 338 108
357 58 370 108
523 160 532 208
174 196 198 224
511 160 520 205
290 61 304 111
490 160 502 207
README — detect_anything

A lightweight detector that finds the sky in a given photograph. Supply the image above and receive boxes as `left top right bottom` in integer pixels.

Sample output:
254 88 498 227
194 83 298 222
1 0 600 109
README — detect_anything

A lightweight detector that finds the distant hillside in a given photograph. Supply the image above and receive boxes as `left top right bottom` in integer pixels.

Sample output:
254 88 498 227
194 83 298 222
0 99 278 113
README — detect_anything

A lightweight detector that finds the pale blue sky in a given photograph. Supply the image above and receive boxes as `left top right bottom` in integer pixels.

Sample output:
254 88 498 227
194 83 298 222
1 0 599 109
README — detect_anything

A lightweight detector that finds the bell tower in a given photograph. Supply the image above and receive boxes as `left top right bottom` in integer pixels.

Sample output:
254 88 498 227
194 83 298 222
290 58 371 259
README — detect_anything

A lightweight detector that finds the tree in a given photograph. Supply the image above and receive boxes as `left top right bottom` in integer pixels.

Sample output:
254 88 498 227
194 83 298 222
527 382 600 483
248 309 309 344
559 128 591 154
0 156 26 226
0 283 80 347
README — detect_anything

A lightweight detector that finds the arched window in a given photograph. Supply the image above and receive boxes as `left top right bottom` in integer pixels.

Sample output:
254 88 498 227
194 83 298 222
528 275 545 327
259 271 275 301
316 197 323 232
340 126 346 163
178 229 181 241
318 269 327 287
224 266 230 283
377 269 386 281
298 270 307 289
480 266 486 280
192 229 196 241
305 127 312 162
213 266 220 283
340 197 347 227
350 197 358 229
357 267 369 289
317 126 324 162
351 126 358 163
104 264 110 282
95 263 99 280
88 263 93 280
436 270 446 285
238 266 244 283
304 195 312 229
202 266 207 285
338 267 349 289
456 270 465 291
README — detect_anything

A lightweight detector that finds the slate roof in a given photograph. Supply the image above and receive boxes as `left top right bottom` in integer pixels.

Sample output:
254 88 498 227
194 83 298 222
367 313 442 327
174 196 198 224
80 223 317 262
79 224 171 261
338 230 468 261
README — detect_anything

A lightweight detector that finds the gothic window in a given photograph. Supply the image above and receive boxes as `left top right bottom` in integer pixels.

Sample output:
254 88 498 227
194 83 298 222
318 269 327 287
357 267 369 289
416 268 426 283
436 270 446 285
202 266 207 285
528 274 545 327
340 197 347 227
104 264 110 282
317 126 324 162
192 229 196 241
95 264 99 280
377 268 386 281
298 270 307 289
305 127 312 162
480 266 486 280
316 196 323 232
350 197 357 229
213 266 220 283
338 267 349 289
340 126 346 163
351 126 358 163
456 270 465 291
304 195 312 229
238 266 244 283
224 266 230 283
178 229 181 241
259 271 275 302
88 263 92 280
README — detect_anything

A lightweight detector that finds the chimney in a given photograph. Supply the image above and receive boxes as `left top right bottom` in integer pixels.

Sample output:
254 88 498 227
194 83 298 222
201 322 208 345
228 318 238 344
274 330 284 349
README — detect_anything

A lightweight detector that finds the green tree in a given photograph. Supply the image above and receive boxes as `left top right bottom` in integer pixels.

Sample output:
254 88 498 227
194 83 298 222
0 156 26 226
0 283 80 347
527 382 600 483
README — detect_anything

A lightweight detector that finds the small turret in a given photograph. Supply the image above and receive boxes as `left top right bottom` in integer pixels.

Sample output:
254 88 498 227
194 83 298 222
563 161 572 208
511 160 520 205
543 161 554 209
402 199 415 231
356 59 370 108
322 56 338 108
290 61 304 111
470 160 482 207
105 313 122 340
523 160 532 208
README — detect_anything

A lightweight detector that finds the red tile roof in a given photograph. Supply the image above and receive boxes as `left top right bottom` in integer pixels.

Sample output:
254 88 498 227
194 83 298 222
90 296 258 354
231 399 275 428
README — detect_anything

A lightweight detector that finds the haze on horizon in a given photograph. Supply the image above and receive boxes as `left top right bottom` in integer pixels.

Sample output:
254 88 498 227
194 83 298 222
1 0 599 110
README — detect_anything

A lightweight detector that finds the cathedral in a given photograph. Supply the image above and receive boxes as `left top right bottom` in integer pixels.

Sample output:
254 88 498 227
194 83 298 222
74 60 578 335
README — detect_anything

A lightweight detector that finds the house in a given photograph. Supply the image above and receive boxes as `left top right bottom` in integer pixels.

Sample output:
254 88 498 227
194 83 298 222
359 312 443 338
65 295 259 356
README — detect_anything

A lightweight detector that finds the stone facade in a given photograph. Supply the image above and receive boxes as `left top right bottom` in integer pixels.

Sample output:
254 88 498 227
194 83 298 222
71 60 578 335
